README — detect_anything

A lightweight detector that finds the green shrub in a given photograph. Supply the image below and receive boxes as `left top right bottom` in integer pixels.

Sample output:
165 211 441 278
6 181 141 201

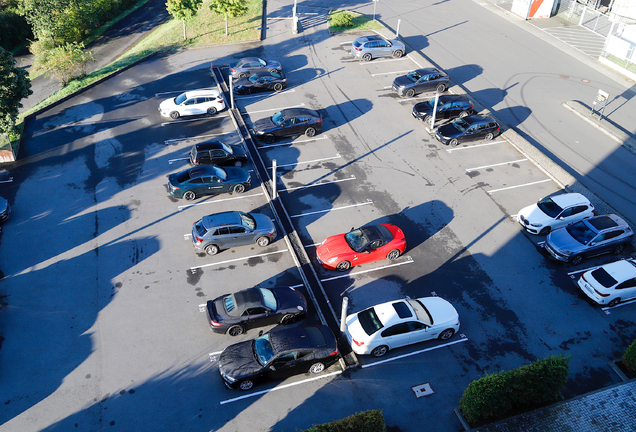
330 11 354 28
0 8 32 51
460 355 570 426
622 339 636 372
304 409 385 432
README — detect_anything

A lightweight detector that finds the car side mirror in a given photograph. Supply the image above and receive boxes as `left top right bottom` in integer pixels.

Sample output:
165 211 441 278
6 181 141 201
269 365 276 371
590 242 596 246
258 330 264 336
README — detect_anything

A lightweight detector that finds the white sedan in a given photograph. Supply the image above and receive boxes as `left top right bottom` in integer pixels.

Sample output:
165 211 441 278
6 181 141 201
578 258 636 307
344 297 460 357
517 193 594 235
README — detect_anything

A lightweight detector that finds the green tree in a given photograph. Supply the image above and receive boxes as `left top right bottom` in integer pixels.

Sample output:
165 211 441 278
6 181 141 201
34 41 95 86
166 0 202 40
209 0 248 36
0 46 32 144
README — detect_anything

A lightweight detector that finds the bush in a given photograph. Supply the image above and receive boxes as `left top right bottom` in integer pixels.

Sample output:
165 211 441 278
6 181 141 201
304 409 385 432
460 355 570 426
622 339 636 373
0 8 32 50
330 11 354 28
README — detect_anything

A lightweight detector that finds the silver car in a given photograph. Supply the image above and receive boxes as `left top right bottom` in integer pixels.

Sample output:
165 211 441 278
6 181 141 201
351 35 405 62
192 211 276 255
543 214 633 266
230 57 282 79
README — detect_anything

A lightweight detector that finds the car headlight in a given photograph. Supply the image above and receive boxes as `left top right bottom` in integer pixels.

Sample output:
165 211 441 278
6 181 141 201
327 257 338 263
254 130 264 135
220 370 236 382
529 222 542 227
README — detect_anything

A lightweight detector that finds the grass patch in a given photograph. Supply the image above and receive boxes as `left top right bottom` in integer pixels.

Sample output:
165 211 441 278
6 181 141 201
604 54 636 74
328 10 383 33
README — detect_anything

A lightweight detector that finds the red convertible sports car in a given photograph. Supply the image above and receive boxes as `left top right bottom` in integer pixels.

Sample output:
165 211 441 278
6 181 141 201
316 224 406 271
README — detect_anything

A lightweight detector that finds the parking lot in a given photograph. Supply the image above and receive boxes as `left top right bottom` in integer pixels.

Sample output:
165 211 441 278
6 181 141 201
0 15 635 432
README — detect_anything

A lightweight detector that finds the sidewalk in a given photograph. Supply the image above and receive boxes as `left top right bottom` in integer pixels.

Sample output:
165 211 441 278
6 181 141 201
15 0 169 113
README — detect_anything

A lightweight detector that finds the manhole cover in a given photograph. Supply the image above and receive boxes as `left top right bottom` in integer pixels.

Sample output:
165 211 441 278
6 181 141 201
560 75 570 79
581 79 590 83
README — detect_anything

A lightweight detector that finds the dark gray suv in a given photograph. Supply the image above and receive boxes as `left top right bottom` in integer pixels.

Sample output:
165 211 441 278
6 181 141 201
543 214 633 265
192 211 276 255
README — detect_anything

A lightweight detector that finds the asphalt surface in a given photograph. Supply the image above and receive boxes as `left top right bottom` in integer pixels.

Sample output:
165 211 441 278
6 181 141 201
1 0 636 431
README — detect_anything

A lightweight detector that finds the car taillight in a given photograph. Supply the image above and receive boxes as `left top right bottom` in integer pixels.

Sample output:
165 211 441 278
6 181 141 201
169 184 178 190
210 320 222 327
330 347 338 356
218 97 224 103
354 47 361 51
317 118 322 123
194 235 204 243
231 69 236 73
352 338 364 347
594 288 610 297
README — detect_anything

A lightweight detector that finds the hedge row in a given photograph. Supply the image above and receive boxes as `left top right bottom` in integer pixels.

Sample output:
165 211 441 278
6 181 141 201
304 410 385 432
622 338 636 372
460 355 570 426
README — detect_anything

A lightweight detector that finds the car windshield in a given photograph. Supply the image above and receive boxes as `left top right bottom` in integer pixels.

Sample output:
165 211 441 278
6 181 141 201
406 70 422 82
259 288 278 310
212 166 227 180
566 221 597 245
590 268 618 288
407 299 433 325
253 334 275 366
358 307 384 336
221 142 233 154
452 118 469 132
537 197 563 218
353 40 362 48
427 99 437 108
224 295 236 313
174 93 187 105
239 212 256 229
271 111 285 126
344 228 368 252
234 60 245 68
194 220 207 237
248 74 259 83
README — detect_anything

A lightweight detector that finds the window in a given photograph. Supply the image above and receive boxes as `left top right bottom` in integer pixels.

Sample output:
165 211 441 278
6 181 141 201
205 97 216 102
368 240 383 250
275 352 298 363
213 227 230 236
381 323 410 337
195 98 205 104
616 279 636 290
210 150 224 157
407 321 427 331
247 307 267 315
189 178 203 184
229 226 246 234
184 99 195 105
572 205 590 215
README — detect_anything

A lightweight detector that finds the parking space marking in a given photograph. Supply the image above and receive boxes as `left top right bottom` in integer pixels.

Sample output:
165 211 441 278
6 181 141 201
279 176 356 192
397 95 435 102
465 158 528 172
602 298 636 311
241 103 305 116
340 41 353 45
568 265 603 276
320 258 415 283
219 370 342 405
445 140 507 152
304 242 322 248
267 154 341 170
184 233 192 240
257 136 329 148
155 87 217 96
290 200 373 218
487 179 551 194
169 157 190 164
161 114 229 126
370 70 412 77
361 58 411 65
0 177 13 183
190 249 288 270
164 131 237 145
235 90 296 100
361 337 469 369
177 192 264 211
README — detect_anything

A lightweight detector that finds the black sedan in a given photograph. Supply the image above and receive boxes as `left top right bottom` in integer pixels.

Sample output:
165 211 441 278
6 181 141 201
189 141 248 167
218 325 339 390
392 68 449 98
435 115 501 147
167 165 250 200
230 57 282 78
234 71 287 94
206 286 307 336
252 108 322 144
412 95 475 124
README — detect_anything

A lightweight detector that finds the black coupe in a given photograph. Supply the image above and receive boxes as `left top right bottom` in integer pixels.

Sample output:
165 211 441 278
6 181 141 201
252 108 322 144
412 95 475 124
167 165 250 200
234 71 287 94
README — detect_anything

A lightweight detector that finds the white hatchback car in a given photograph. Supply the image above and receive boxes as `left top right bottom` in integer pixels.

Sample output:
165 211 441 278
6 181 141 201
578 258 636 307
517 193 594 235
344 297 460 357
159 89 225 119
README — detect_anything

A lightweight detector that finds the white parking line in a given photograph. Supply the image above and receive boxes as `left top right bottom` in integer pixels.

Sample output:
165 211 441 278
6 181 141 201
191 249 288 270
465 158 528 172
177 192 264 211
290 283 304 288
184 233 192 240
370 70 412 77
258 136 329 148
290 200 373 218
568 264 603 276
340 41 353 45
155 87 217 96
219 370 342 405
361 58 411 65
304 243 322 248
361 337 469 369
161 113 229 126
320 258 414 282
602 298 636 311
164 132 236 145
487 179 551 194
169 157 190 164
398 95 435 102
446 140 506 152
267 154 341 169
279 176 356 192
0 177 13 183
241 103 305 116
235 90 296 100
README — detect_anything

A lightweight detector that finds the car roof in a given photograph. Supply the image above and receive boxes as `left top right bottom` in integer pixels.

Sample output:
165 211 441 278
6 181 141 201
463 115 496 125
416 67 445 76
280 108 320 118
594 259 636 281
361 225 393 242
269 325 334 352
193 141 225 151
233 288 264 311
239 57 263 62
439 95 470 103
201 211 241 227
184 89 220 97
549 193 590 207
188 165 217 177
586 214 627 231
371 300 414 328
356 35 385 42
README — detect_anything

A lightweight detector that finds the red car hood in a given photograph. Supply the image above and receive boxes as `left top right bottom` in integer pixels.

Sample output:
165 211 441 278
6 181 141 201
317 234 352 260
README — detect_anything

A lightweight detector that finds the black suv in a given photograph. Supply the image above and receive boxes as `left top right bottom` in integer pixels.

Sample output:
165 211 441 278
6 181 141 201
435 115 500 146
413 95 475 124
189 141 248 167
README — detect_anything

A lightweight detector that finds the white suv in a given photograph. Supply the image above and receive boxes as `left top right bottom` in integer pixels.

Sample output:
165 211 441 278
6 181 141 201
159 89 226 119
